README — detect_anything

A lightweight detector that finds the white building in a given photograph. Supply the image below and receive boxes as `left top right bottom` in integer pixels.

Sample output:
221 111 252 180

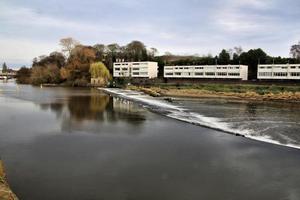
257 64 300 80
164 65 248 81
113 62 158 79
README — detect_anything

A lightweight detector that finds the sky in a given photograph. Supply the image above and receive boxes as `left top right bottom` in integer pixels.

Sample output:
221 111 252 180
1 0 300 68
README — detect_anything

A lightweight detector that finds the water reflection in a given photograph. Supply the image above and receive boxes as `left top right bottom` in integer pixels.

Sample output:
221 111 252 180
38 91 146 133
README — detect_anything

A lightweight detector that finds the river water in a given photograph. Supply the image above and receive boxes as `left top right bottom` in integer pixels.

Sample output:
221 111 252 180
0 80 300 200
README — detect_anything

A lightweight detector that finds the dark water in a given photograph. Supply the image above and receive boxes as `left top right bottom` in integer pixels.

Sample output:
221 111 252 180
1 80 300 200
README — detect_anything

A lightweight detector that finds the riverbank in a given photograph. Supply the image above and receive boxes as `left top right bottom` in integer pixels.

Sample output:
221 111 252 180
0 161 18 200
127 84 300 103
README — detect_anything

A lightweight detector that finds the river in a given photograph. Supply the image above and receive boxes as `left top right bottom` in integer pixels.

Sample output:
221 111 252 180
0 80 300 200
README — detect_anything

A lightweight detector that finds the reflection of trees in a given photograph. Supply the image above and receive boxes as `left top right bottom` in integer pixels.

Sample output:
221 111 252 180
39 92 146 126
68 94 110 121
39 102 64 118
37 91 147 135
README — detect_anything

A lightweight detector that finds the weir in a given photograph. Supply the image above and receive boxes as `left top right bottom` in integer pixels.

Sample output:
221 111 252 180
99 88 300 150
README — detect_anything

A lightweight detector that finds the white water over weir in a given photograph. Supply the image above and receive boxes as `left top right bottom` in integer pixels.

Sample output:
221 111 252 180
100 88 300 150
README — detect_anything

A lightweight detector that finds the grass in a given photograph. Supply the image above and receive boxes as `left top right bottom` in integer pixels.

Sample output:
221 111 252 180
152 83 300 95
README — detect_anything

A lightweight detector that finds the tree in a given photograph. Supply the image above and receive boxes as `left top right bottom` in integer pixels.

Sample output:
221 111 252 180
16 67 31 84
59 37 80 57
234 46 243 56
218 49 230 64
240 48 267 80
93 44 107 61
126 41 148 61
63 45 96 85
148 47 158 59
290 42 300 59
90 62 112 86
2 62 8 73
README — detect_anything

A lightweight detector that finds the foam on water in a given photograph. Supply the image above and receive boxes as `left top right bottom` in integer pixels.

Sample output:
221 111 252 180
101 88 300 150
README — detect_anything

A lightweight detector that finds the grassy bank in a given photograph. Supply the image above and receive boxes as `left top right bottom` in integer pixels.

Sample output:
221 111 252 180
0 161 18 200
127 83 300 102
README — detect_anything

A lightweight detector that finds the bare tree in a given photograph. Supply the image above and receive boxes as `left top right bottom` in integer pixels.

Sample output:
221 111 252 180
149 47 158 58
227 48 234 59
59 37 80 57
290 42 300 59
234 46 243 56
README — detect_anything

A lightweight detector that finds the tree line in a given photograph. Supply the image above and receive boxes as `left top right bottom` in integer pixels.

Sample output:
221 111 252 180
16 37 300 84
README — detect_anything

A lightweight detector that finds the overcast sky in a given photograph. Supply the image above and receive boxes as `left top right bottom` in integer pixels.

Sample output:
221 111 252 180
1 0 300 67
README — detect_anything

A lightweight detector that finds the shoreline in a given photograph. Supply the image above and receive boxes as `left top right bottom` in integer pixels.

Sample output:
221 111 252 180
127 86 300 103
0 160 18 200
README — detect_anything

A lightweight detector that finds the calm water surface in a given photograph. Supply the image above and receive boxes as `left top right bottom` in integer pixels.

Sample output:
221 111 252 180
0 80 300 200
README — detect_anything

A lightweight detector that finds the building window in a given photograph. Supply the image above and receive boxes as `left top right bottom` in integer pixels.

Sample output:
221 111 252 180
175 72 182 75
132 72 139 75
290 72 300 76
259 72 272 77
115 64 121 66
165 73 173 76
122 68 128 71
228 73 240 76
133 63 140 65
195 72 203 76
205 72 215 76
273 72 288 77
132 68 139 71
115 68 120 71
195 67 204 69
217 72 227 76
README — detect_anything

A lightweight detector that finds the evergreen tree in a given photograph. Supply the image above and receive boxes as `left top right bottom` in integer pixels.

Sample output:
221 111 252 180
2 62 8 73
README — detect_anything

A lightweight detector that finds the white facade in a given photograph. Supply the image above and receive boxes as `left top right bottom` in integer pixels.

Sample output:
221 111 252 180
258 64 300 80
164 65 248 81
113 62 158 79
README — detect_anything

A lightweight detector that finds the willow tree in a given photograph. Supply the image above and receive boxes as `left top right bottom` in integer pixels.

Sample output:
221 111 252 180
89 62 112 86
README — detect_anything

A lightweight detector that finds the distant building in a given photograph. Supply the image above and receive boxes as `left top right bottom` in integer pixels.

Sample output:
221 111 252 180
164 65 248 81
113 62 158 79
257 64 300 80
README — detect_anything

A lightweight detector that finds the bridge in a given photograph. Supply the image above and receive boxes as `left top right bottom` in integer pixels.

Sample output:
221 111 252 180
0 72 17 80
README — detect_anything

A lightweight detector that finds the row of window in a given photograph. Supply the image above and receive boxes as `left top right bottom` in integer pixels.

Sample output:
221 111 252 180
259 66 300 69
115 63 149 66
259 72 300 77
132 72 148 75
114 68 129 71
114 63 129 66
165 72 241 76
115 67 148 71
167 66 240 70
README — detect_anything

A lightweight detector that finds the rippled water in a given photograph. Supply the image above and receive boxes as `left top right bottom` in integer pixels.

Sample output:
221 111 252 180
103 88 300 149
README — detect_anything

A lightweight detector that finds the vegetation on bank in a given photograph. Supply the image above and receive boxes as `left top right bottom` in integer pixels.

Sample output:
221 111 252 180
16 38 300 86
127 83 300 102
